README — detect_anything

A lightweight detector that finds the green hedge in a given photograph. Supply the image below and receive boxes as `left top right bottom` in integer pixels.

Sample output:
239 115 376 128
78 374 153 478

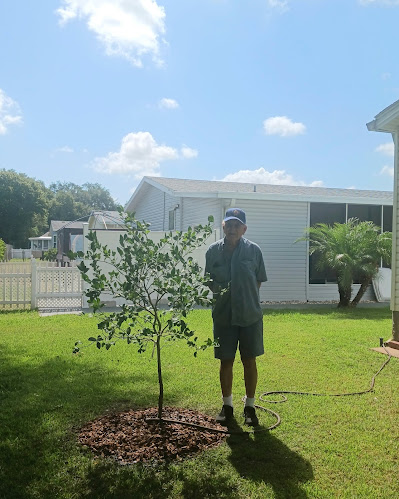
0 238 6 261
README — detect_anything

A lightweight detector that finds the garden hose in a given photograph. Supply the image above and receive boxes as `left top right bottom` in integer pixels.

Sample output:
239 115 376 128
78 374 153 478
146 343 392 435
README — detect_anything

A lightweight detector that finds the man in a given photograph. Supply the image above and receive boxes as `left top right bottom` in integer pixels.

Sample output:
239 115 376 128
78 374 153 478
205 208 267 426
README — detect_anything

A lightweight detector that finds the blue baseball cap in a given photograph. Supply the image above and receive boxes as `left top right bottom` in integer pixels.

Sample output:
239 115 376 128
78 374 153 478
223 208 246 224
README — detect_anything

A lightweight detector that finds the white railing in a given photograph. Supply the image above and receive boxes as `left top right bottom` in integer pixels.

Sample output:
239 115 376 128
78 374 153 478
0 260 83 311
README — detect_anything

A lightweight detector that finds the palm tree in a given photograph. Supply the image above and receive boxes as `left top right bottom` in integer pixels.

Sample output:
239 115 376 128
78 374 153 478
299 218 392 308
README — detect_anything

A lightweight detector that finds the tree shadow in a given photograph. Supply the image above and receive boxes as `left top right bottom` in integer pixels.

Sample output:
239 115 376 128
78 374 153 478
226 426 313 498
0 344 186 498
263 307 390 321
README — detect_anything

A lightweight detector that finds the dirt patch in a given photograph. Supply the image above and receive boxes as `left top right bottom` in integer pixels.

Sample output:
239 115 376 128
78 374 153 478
78 407 227 464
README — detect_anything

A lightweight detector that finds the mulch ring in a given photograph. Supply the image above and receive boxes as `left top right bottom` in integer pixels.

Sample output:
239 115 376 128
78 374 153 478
78 407 227 465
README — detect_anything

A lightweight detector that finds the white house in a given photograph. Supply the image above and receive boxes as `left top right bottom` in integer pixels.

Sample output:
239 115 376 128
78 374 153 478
125 176 393 304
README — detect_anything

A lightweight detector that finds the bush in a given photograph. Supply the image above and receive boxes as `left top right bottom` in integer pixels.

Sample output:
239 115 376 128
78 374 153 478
41 248 58 261
0 238 6 261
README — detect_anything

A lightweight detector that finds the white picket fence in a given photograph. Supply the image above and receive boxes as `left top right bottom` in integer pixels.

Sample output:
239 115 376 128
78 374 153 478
0 260 83 311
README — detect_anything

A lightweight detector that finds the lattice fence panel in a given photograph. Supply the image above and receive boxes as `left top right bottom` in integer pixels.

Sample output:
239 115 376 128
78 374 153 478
0 263 31 309
34 265 84 311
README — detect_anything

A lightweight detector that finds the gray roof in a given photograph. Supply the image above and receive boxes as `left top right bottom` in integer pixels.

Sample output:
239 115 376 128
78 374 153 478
143 176 393 202
50 220 85 231
89 211 124 227
29 232 51 240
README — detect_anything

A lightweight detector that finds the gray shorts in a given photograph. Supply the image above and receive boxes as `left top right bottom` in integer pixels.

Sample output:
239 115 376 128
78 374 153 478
213 319 264 360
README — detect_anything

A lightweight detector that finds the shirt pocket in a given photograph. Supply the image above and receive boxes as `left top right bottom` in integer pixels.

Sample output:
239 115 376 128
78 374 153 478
240 259 256 273
211 261 228 283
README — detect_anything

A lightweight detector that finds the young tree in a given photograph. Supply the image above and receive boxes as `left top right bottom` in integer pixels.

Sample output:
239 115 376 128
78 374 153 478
299 218 392 307
350 221 392 306
73 212 215 419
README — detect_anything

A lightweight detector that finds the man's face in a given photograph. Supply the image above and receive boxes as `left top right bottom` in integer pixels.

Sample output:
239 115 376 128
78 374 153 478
223 219 247 245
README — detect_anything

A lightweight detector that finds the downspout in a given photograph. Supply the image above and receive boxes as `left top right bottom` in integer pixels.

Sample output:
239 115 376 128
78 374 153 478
305 201 310 302
221 198 235 232
163 192 166 231
179 197 183 231
391 131 399 336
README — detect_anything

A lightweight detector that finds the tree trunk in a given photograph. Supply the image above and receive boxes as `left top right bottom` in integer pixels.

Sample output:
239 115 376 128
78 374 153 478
350 277 372 308
156 335 163 420
337 282 352 308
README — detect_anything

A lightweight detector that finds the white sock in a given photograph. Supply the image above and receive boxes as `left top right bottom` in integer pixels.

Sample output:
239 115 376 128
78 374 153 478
223 395 233 407
245 396 255 407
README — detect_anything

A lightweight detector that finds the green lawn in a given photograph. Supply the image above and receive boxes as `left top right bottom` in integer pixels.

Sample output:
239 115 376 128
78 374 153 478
1 308 398 498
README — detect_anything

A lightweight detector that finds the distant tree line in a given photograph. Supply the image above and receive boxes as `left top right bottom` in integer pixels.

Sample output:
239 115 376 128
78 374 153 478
0 169 120 248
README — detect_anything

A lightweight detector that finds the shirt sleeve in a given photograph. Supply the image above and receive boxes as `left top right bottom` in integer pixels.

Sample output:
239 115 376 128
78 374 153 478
204 248 210 276
256 247 267 282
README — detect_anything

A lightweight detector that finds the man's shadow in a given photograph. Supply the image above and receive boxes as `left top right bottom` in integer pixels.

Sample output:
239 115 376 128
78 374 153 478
226 420 313 499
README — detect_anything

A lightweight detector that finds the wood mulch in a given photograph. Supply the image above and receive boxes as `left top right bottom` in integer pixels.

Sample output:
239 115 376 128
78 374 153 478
78 407 227 465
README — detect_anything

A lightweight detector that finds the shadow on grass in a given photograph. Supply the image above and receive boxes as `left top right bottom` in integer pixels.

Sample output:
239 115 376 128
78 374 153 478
0 344 185 498
0 308 34 315
226 426 313 499
263 307 390 321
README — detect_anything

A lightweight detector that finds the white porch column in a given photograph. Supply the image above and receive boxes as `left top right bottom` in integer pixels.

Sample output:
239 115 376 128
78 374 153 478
391 132 399 339
367 100 399 342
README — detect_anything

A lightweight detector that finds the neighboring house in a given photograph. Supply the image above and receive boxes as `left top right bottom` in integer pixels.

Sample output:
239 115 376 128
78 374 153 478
29 220 86 263
52 220 86 266
125 176 394 303
88 211 124 230
29 232 52 258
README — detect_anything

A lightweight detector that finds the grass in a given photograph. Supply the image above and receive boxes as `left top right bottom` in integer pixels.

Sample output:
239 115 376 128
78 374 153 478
1 307 399 498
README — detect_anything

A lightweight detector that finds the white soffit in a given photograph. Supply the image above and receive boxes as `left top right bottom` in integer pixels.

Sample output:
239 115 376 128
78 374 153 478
367 99 399 133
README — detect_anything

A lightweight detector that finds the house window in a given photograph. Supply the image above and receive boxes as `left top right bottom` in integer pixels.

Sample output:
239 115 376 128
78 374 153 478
347 204 381 226
383 205 393 232
168 209 175 230
53 235 57 248
309 203 392 283
43 240 49 250
309 203 346 284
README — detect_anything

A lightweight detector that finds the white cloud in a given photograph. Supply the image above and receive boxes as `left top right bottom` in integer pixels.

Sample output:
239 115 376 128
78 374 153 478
267 0 289 11
56 145 74 153
380 165 394 177
56 0 166 67
92 132 196 176
376 142 394 157
359 0 399 5
180 146 198 159
159 98 179 109
220 167 323 187
263 116 306 137
0 89 23 135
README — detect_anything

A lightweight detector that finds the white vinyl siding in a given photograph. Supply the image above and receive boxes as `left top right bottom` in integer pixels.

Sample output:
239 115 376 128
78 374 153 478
237 200 308 303
181 197 222 230
132 184 180 231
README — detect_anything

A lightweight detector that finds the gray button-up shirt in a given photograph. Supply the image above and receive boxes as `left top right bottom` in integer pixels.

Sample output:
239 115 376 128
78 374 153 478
205 237 267 327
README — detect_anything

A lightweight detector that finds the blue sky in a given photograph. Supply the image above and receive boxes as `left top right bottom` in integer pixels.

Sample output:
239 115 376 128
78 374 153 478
1 0 398 206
